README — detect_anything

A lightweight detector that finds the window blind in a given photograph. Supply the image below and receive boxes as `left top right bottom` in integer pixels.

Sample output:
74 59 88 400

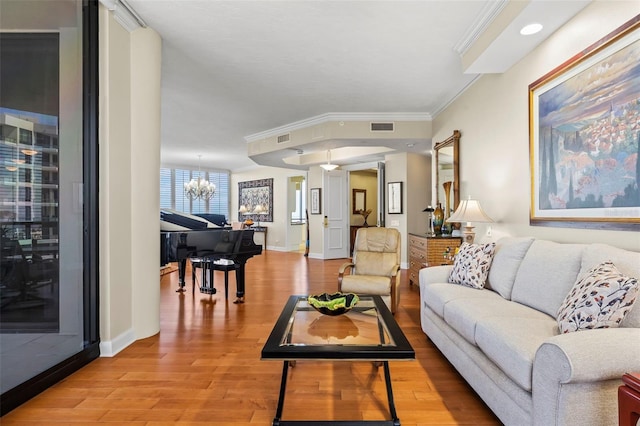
159 167 230 219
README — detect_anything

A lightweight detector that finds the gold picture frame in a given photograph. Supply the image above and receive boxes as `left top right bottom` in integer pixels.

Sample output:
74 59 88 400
529 16 640 231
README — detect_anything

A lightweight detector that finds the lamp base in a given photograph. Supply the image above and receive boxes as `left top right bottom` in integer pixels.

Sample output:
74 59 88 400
462 225 476 244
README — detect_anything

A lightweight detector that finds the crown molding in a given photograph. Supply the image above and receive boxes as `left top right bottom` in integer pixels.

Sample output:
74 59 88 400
244 112 432 143
99 0 147 32
453 0 508 56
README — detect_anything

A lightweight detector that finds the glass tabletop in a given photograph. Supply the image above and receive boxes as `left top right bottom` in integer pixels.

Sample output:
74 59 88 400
261 295 414 361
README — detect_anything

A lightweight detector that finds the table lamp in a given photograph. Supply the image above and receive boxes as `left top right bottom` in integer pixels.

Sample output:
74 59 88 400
446 197 493 244
422 206 435 237
253 204 266 227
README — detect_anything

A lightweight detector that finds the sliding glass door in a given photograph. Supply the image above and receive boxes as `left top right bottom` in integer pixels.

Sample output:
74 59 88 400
0 0 99 414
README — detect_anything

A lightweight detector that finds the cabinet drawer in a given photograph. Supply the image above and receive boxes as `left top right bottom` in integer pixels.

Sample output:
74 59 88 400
408 265 423 285
409 236 427 250
409 247 427 261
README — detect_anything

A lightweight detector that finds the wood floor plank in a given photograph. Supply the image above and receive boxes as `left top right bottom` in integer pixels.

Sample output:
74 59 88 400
1 251 501 425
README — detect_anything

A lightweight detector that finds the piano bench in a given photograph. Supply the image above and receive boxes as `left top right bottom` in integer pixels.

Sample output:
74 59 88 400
190 258 240 300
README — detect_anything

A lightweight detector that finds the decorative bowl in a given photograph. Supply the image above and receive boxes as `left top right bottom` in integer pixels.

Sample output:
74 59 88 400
307 292 359 316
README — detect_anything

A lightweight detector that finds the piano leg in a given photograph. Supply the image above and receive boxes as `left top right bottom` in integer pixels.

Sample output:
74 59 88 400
199 260 216 295
176 259 187 292
233 263 246 304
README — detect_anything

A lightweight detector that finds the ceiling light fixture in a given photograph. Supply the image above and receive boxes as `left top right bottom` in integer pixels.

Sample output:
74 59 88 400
520 23 543 36
21 149 38 156
320 150 339 171
184 155 216 200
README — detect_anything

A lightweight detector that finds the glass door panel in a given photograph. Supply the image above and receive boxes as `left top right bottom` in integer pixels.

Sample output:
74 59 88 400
0 0 94 400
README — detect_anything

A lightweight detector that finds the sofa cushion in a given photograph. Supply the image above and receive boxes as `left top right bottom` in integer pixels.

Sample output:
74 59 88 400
448 242 496 289
422 282 502 318
511 240 584 318
443 296 552 345
475 315 558 391
581 244 640 328
486 237 534 299
557 261 639 333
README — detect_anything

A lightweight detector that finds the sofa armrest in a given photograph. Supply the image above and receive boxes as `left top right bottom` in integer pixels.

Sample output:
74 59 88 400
532 328 640 426
534 328 640 384
418 265 453 286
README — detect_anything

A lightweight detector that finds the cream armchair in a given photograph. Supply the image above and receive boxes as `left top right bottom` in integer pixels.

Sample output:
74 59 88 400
338 227 401 314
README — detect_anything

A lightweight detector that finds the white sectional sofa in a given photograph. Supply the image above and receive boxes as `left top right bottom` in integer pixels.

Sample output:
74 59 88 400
419 237 640 426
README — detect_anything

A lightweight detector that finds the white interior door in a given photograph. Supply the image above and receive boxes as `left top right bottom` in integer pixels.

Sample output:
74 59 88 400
323 169 349 259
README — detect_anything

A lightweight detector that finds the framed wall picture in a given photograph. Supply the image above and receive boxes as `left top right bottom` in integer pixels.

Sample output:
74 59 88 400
238 178 273 222
310 188 321 214
387 182 403 214
528 16 640 230
352 188 366 213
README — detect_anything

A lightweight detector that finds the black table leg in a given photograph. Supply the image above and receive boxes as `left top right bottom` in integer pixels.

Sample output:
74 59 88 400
382 361 400 426
273 361 290 426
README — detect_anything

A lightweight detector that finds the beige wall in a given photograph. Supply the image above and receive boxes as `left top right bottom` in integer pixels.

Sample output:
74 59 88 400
407 153 432 236
99 6 162 356
231 166 308 251
433 1 640 251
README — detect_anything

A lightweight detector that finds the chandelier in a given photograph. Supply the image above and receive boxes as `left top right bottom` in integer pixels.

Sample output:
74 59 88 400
184 155 216 200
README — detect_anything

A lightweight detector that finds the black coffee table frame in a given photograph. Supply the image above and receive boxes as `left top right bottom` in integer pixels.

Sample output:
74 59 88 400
261 295 415 426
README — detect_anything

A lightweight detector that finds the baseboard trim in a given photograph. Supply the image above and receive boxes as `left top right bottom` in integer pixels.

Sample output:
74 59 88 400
99 328 135 357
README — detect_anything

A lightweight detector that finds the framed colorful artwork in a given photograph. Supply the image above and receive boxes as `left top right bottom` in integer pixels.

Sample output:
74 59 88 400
529 16 640 230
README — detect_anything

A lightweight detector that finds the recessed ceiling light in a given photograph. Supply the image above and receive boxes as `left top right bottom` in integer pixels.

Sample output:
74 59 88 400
520 23 543 36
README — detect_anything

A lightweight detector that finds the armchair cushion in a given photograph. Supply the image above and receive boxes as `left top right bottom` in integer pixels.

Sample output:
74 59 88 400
340 274 391 295
353 251 398 276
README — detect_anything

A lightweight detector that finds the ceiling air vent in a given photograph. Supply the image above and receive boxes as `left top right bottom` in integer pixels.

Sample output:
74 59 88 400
277 133 290 143
370 122 394 132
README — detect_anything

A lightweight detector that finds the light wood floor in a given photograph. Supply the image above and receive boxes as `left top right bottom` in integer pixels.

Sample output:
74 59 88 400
2 251 501 425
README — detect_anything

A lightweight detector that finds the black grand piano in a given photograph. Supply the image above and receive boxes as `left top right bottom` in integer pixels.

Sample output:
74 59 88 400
161 228 262 302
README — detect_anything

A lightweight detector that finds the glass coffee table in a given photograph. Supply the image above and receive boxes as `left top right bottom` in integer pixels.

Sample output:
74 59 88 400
261 295 415 426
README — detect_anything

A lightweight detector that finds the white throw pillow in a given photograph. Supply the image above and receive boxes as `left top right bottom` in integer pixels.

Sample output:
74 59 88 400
448 242 496 289
557 261 639 334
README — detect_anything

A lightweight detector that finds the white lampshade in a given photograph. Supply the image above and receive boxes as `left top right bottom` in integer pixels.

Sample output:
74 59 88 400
320 149 339 171
446 197 493 244
238 205 248 214
320 163 339 171
447 198 493 224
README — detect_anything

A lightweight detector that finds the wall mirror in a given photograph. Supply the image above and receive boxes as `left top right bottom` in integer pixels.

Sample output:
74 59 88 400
434 130 460 218
352 188 366 213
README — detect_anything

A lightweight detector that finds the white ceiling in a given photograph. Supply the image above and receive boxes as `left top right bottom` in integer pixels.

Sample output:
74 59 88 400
124 0 590 172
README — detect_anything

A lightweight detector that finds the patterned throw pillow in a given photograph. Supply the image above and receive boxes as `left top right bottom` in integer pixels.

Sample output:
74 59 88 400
557 261 639 334
448 242 497 289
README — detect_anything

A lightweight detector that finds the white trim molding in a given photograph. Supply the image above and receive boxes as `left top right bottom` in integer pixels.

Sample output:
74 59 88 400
99 0 147 32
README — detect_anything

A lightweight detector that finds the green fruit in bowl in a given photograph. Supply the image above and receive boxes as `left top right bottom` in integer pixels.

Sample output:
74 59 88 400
307 292 359 316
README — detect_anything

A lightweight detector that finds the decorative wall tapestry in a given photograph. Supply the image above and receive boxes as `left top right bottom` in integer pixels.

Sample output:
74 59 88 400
238 178 273 222
529 16 640 230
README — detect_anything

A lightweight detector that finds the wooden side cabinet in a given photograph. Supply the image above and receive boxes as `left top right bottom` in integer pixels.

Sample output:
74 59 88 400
408 234 462 286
